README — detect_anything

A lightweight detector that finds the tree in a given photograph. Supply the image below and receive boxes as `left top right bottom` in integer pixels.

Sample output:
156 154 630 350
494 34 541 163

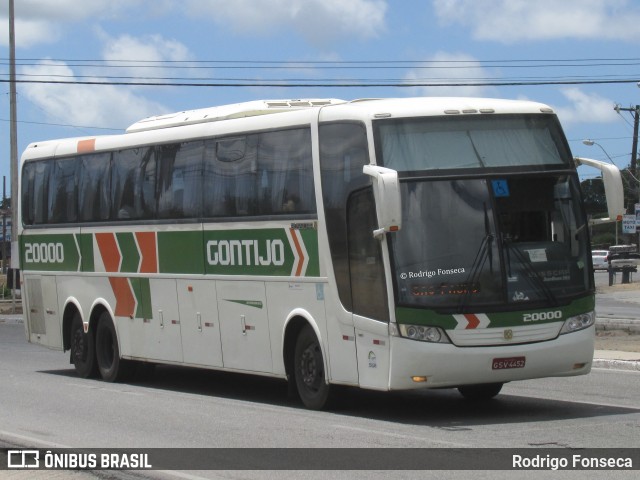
579 177 607 216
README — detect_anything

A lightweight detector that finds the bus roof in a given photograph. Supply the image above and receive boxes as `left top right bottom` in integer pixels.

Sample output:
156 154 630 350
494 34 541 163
126 98 346 133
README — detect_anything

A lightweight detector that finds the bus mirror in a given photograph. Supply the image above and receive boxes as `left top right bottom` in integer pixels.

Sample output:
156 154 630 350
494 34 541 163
363 165 402 238
574 157 625 221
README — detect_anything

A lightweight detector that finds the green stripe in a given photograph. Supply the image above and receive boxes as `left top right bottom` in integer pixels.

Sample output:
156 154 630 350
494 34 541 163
116 232 140 273
225 299 264 309
131 278 152 319
20 227 320 277
300 228 320 277
395 295 596 329
77 233 94 272
157 231 204 274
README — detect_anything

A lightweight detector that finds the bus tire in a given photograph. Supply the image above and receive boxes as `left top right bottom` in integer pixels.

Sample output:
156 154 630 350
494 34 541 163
294 325 332 410
95 312 132 382
70 312 98 378
458 383 503 401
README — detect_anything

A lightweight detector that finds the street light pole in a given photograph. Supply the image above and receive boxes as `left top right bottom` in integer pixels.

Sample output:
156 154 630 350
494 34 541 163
613 104 640 248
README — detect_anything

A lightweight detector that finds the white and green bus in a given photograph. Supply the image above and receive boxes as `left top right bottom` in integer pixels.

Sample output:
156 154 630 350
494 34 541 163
19 97 623 409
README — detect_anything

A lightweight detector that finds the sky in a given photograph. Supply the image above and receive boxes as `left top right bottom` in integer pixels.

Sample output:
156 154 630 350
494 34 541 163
1 0 639 193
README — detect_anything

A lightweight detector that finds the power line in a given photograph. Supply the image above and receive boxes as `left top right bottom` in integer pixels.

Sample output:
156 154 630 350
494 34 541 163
1 78 639 88
3 56 640 64
6 72 639 83
0 117 121 131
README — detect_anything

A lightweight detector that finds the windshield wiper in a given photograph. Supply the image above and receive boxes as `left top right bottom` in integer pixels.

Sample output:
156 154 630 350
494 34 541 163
457 204 494 313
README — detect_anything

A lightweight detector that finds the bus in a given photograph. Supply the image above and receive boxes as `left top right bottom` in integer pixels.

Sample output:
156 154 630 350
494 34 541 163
18 97 623 409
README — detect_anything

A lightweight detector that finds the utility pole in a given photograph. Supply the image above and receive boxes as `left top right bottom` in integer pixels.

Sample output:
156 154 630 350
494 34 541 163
614 104 639 195
9 0 18 310
613 104 640 248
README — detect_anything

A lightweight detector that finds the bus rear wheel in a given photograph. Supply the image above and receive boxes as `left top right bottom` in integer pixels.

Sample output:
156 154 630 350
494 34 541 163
70 312 97 378
95 312 132 382
294 325 332 410
458 383 503 401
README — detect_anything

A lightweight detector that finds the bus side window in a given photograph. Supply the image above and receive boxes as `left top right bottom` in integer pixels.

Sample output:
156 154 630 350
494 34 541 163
49 156 79 224
203 136 255 217
157 141 204 219
78 153 111 222
21 162 36 225
32 160 52 225
319 121 370 312
257 128 315 215
347 188 389 322
112 147 157 220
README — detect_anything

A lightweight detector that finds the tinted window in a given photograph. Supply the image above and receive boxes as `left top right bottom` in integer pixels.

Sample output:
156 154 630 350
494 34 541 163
348 188 389 321
158 142 204 219
319 122 370 311
78 153 111 222
22 127 315 226
112 147 156 220
48 157 79 223
203 127 315 217
28 161 52 225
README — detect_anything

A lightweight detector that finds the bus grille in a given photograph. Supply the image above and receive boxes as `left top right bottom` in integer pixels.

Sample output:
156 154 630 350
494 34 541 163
447 323 563 347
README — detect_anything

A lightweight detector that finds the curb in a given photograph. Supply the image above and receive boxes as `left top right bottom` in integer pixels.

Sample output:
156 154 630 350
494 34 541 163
593 358 640 372
595 317 640 334
0 315 23 324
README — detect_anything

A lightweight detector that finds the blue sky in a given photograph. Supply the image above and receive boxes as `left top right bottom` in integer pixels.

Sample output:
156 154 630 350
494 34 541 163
1 0 639 188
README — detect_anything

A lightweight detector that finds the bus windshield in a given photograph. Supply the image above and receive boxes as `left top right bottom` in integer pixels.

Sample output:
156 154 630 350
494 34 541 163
374 114 591 312
389 175 591 311
377 114 569 171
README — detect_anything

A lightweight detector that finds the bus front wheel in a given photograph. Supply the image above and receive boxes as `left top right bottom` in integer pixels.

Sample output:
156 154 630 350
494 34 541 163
294 325 331 410
458 383 503 401
95 312 132 382
70 312 97 378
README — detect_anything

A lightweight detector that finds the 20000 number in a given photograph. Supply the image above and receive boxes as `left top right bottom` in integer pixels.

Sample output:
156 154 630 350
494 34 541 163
523 310 562 322
24 242 65 264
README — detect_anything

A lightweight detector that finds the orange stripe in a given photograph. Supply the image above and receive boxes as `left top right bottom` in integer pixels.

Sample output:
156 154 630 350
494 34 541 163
135 232 158 273
109 277 136 317
95 233 121 272
77 138 96 153
464 314 480 329
289 229 304 276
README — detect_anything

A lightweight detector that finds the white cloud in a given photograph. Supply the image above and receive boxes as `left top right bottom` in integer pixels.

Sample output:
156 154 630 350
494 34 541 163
0 0 138 47
432 0 640 43
20 60 168 129
6 18 62 48
552 88 619 126
184 0 387 46
18 32 194 129
404 52 498 97
99 31 194 79
2 0 387 50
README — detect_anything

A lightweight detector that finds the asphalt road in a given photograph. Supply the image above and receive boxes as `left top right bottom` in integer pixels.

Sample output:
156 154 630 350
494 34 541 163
0 320 639 480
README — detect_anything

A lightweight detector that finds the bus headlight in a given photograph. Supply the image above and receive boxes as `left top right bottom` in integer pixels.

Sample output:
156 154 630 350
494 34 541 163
560 312 595 334
397 324 451 343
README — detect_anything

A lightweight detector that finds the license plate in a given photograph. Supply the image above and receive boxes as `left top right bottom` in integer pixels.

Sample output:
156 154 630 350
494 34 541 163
492 356 526 370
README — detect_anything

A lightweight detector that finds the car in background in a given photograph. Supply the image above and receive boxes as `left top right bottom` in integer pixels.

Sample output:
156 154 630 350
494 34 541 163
591 250 609 270
608 245 640 269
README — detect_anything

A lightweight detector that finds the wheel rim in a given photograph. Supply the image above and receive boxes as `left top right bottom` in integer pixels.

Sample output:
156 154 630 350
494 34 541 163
300 344 323 392
72 328 87 363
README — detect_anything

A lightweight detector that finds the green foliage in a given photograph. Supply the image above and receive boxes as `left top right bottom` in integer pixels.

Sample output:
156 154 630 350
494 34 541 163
580 178 607 216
